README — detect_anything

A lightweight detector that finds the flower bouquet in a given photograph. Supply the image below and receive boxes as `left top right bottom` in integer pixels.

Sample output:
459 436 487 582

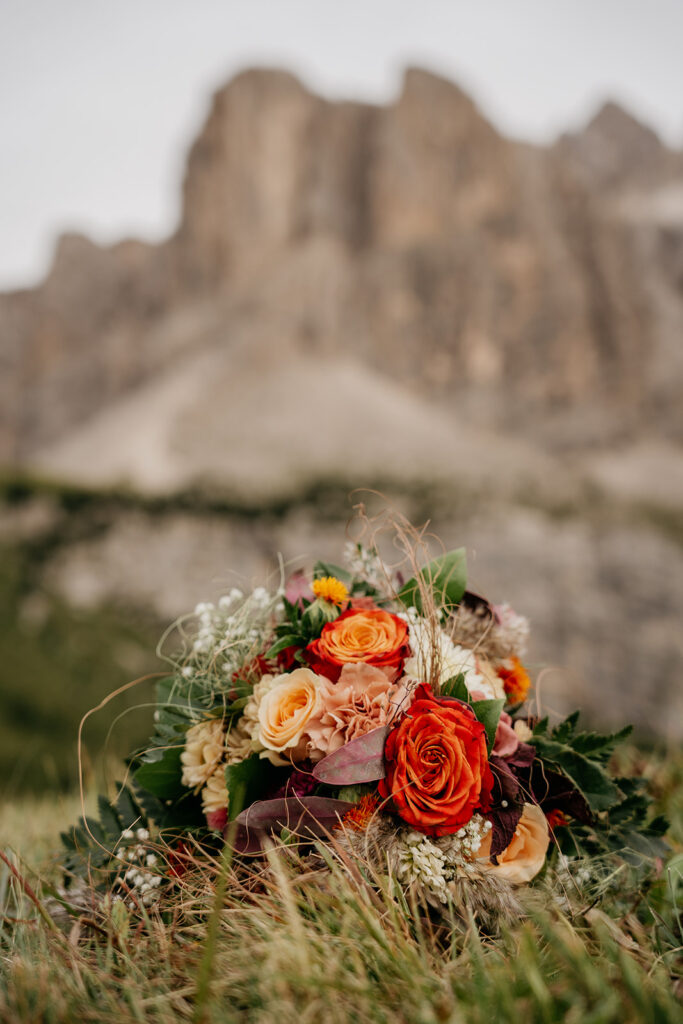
63 521 667 927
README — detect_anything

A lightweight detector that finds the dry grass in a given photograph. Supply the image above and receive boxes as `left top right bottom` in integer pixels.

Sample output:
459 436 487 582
1 750 681 1024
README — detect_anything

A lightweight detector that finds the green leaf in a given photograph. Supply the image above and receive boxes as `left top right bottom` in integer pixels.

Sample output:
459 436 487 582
224 755 274 821
530 735 621 813
398 548 467 615
571 725 633 763
265 634 302 659
115 785 142 829
551 711 580 743
441 673 469 701
470 698 505 752
96 794 122 837
134 745 184 800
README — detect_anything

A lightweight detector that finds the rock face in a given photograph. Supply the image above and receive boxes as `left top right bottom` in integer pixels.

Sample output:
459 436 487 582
1 68 683 741
2 67 683 470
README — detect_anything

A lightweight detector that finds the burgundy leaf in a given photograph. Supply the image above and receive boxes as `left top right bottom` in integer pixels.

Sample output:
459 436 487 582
488 804 524 859
488 756 525 859
312 726 389 785
461 590 493 620
505 741 537 769
489 755 521 803
525 764 593 824
234 796 354 841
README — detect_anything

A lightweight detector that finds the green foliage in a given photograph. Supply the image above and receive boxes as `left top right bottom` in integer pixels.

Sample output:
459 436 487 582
265 590 340 662
471 698 506 752
439 675 503 751
531 734 622 812
531 715 670 863
59 783 152 880
224 755 274 821
440 672 468 699
399 546 467 614
134 746 184 800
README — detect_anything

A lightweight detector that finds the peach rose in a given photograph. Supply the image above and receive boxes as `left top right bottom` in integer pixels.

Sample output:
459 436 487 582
305 663 413 757
478 802 549 883
306 608 409 682
248 667 323 766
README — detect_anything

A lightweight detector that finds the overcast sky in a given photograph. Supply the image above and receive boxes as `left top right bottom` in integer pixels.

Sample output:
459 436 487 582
1 0 682 289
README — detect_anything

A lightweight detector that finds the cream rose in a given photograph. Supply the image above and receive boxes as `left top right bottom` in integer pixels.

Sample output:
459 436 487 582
180 718 225 789
202 765 229 815
247 667 323 765
477 802 549 883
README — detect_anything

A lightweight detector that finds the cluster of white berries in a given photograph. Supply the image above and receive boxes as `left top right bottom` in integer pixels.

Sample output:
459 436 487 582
114 828 163 909
184 586 282 679
394 816 492 904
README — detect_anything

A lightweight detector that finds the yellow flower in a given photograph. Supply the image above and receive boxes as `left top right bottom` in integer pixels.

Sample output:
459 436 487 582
312 576 349 606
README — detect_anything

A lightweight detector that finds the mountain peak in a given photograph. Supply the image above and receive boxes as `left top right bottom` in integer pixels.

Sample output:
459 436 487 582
557 99 672 190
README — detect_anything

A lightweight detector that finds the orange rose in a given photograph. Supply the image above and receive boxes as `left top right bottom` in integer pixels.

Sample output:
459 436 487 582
378 684 493 837
478 802 549 882
306 608 409 682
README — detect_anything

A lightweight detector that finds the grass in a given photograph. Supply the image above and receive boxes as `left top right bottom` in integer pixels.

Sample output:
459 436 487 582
0 749 681 1023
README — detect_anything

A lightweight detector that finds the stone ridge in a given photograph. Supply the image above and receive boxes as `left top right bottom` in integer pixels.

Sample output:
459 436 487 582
2 66 682 467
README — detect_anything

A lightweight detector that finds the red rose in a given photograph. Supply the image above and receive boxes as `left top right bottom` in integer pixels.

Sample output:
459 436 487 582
378 684 493 836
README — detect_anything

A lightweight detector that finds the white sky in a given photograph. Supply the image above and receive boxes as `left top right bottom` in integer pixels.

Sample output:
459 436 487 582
1 0 682 290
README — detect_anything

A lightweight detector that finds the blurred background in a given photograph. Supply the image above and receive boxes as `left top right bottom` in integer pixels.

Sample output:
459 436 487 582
1 0 682 794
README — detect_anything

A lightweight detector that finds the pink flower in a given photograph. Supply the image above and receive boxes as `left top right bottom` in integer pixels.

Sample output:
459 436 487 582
305 663 413 757
492 711 520 759
469 689 520 760
285 571 313 607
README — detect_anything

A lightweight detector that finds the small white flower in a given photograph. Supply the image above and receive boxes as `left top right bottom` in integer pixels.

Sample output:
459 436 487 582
136 828 149 841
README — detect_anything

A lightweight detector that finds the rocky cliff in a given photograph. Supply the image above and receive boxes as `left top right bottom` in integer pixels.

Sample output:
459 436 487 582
2 67 682 476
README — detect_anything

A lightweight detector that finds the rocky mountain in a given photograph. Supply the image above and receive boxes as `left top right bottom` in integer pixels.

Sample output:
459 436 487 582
2 68 682 477
1 67 682 745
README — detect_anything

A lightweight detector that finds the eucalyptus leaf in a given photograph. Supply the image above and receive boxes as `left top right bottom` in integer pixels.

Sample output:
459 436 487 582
313 726 388 785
